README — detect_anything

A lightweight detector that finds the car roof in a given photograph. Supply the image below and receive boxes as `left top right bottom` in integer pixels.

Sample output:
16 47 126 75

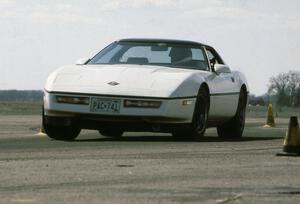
118 38 209 47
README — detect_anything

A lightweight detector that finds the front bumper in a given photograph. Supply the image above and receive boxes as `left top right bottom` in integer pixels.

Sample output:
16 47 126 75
44 91 196 124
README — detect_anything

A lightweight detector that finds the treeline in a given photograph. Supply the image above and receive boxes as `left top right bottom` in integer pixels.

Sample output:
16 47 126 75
249 94 267 106
250 70 300 107
0 90 43 102
268 71 300 107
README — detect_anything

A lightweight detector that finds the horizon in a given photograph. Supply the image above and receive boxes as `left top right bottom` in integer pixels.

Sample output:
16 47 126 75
1 0 300 95
0 88 270 97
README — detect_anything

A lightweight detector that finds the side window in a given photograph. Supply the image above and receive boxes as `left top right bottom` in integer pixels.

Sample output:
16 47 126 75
191 48 205 61
190 48 209 71
206 48 223 68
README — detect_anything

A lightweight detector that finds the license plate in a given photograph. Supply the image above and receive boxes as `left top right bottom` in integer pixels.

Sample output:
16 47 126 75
90 98 121 113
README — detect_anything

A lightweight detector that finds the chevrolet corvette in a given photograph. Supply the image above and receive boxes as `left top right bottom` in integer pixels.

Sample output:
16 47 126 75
43 39 249 140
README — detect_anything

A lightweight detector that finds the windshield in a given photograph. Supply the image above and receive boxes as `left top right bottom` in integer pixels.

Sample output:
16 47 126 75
88 42 209 71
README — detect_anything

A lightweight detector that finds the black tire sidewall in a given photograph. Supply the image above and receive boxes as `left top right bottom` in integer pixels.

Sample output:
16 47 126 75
217 90 246 139
192 87 208 137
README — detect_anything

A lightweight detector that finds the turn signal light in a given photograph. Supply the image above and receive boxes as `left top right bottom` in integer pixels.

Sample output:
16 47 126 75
182 99 194 106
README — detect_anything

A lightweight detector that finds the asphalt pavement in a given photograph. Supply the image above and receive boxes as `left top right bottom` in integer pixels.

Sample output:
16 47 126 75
1 115 300 204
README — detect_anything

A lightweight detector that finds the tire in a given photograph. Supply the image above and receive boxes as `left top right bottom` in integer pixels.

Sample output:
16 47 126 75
42 109 81 141
99 128 123 138
172 86 208 140
217 90 246 139
44 125 81 141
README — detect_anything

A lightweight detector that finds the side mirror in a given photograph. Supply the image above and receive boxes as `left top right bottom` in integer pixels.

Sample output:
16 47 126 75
214 64 231 74
76 58 90 65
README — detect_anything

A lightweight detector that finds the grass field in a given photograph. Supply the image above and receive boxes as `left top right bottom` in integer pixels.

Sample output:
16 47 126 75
246 105 300 118
0 102 42 115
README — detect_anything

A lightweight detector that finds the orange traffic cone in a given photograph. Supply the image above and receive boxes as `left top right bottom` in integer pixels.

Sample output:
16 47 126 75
277 116 300 156
263 103 275 127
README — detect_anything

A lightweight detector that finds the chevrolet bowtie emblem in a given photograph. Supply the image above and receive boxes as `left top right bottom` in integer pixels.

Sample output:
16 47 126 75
108 81 120 86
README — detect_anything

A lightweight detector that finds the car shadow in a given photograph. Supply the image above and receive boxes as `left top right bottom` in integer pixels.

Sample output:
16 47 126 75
72 135 281 143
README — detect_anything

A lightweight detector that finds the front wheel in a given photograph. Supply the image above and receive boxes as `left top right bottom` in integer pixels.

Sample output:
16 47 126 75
44 125 81 141
42 110 81 141
172 87 208 140
217 90 246 139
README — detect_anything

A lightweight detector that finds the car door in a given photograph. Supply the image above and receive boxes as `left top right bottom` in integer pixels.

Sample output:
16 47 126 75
205 47 239 118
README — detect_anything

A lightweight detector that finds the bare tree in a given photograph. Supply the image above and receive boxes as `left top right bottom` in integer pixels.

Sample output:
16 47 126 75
295 87 300 106
287 71 300 106
268 72 289 106
268 71 300 107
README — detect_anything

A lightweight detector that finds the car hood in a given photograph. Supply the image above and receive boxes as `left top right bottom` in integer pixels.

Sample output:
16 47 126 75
45 64 208 98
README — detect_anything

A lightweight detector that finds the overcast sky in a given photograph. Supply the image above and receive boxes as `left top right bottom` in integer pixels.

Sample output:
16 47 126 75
0 0 300 95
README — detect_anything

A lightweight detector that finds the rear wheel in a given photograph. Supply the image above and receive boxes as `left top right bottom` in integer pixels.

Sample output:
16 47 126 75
217 90 246 139
172 86 208 140
99 128 123 138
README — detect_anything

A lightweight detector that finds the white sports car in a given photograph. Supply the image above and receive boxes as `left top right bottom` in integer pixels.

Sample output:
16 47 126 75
43 39 249 140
